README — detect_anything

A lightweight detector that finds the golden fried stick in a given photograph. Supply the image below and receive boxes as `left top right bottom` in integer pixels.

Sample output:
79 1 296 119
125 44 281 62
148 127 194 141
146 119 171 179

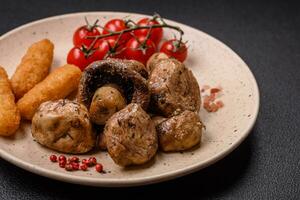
17 64 81 120
0 67 20 136
11 39 54 99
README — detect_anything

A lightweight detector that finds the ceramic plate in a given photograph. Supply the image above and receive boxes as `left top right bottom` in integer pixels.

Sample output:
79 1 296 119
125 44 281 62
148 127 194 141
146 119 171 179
0 12 259 187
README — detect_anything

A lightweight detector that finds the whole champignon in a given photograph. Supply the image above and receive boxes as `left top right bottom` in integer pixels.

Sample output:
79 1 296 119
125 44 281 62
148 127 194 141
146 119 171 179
156 110 203 152
32 99 95 154
89 84 126 125
149 58 201 117
104 103 158 167
77 59 150 111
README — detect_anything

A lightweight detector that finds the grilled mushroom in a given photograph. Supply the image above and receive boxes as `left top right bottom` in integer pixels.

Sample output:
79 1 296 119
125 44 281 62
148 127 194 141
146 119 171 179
156 110 202 152
149 58 201 117
89 84 126 125
32 99 95 154
104 103 158 167
77 59 150 111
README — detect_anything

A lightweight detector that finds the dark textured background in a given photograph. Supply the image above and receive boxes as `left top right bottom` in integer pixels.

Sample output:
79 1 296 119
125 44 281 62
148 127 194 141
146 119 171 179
0 0 299 199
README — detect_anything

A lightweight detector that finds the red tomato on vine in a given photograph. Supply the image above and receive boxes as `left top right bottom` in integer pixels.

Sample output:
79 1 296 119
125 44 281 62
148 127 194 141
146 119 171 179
124 36 156 65
134 18 163 46
73 18 101 48
160 39 188 62
102 19 131 44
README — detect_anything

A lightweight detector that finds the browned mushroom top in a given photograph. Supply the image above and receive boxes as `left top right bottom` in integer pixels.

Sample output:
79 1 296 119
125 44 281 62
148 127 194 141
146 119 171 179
111 58 149 79
77 59 150 110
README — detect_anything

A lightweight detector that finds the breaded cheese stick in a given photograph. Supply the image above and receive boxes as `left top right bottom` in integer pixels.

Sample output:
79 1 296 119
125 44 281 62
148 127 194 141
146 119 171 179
11 39 54 99
17 64 81 120
0 67 20 136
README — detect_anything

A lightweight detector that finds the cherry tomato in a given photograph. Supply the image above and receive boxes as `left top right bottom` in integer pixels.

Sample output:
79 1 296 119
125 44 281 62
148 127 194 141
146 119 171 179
134 18 163 46
67 47 94 71
94 38 125 59
160 39 188 62
73 24 100 48
124 36 156 65
102 19 131 44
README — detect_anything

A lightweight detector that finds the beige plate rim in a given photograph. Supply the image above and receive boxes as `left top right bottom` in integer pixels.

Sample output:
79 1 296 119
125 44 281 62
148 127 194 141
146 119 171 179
0 11 260 187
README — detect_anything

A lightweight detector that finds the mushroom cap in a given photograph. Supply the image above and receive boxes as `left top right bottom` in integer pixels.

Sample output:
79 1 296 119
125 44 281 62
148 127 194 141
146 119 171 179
77 59 150 110
111 58 149 79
